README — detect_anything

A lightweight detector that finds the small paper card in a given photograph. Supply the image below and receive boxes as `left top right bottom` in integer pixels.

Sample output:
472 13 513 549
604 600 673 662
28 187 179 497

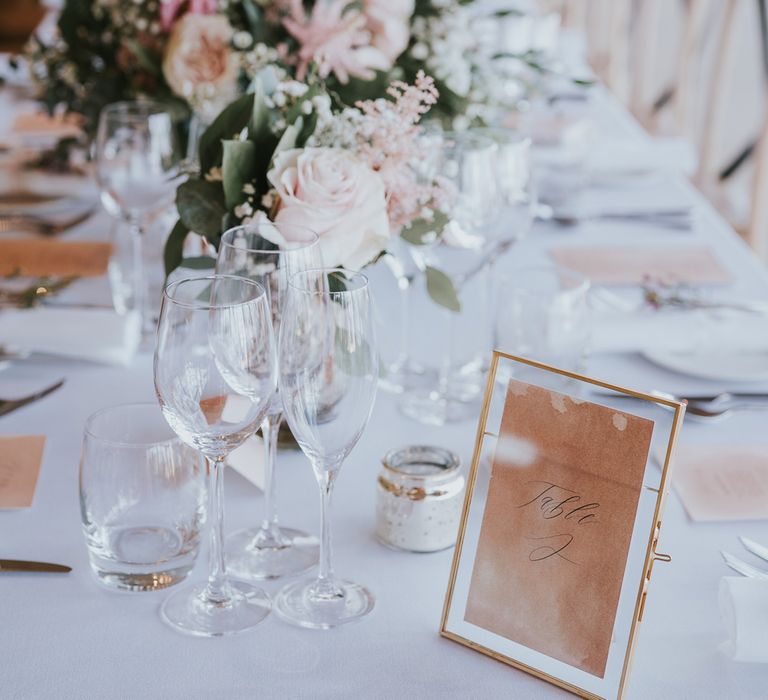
441 353 685 700
0 435 46 509
668 444 768 521
0 240 112 278
549 246 731 285
227 435 266 491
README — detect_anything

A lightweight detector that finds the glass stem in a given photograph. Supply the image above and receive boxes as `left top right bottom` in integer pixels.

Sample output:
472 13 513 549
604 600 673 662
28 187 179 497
439 307 457 401
259 413 282 544
128 217 149 334
204 456 229 604
396 275 412 369
315 470 338 597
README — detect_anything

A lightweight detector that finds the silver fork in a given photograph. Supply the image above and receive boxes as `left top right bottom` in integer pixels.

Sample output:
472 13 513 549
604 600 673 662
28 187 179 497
0 379 65 417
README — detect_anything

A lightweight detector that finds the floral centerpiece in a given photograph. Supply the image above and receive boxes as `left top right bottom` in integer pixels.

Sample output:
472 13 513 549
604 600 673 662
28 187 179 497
25 0 569 146
166 70 459 309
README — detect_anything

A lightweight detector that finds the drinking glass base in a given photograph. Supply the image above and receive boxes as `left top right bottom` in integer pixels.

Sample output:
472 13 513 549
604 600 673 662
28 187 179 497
226 527 319 580
274 576 374 629
160 579 271 637
398 390 480 426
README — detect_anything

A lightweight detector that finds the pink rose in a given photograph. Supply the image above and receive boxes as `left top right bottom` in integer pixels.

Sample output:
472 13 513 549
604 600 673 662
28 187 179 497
162 14 239 119
159 0 217 32
364 0 413 63
267 148 391 269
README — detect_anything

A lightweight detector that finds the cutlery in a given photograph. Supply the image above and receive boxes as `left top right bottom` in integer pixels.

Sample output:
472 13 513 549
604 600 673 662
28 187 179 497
0 191 66 207
0 379 65 418
0 559 71 573
738 536 768 565
592 389 768 419
0 208 95 236
547 208 692 229
720 551 768 580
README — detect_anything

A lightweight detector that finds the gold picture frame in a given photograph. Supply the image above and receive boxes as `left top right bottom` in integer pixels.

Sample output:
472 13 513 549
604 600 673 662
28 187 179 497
440 352 686 700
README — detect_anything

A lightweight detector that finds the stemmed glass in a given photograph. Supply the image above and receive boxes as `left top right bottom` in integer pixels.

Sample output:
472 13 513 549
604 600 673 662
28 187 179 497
154 275 276 636
400 132 501 425
215 222 322 580
95 101 181 334
276 269 378 628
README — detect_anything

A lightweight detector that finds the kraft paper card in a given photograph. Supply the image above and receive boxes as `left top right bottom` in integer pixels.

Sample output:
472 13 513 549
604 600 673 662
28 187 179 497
0 240 111 278
464 380 653 678
0 435 46 509
667 444 768 522
549 246 730 285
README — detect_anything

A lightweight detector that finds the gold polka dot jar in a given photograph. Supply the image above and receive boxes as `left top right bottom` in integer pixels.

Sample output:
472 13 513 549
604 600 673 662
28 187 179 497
376 446 465 553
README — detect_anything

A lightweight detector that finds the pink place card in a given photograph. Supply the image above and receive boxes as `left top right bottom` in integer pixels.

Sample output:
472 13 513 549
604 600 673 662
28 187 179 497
667 443 768 521
550 246 731 285
0 435 46 509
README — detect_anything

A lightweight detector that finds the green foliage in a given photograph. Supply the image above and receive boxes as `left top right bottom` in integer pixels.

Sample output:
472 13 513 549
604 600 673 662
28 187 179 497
164 219 188 276
198 93 254 174
425 266 461 312
222 140 256 210
400 211 449 246
176 180 227 238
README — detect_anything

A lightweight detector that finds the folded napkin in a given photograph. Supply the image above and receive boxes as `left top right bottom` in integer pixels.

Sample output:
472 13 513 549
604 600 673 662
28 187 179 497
592 309 768 354
719 577 768 662
0 308 140 366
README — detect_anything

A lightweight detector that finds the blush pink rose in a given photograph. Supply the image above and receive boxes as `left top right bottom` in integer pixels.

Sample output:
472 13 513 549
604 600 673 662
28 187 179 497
267 147 391 269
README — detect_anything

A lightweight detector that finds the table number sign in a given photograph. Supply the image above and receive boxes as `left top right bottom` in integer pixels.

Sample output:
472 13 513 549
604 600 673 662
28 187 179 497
441 353 685 700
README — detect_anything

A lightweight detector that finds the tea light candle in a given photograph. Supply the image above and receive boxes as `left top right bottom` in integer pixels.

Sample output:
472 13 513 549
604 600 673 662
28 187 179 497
375 445 465 553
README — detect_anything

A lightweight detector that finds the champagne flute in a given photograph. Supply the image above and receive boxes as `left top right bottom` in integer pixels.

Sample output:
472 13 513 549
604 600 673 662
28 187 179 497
215 222 322 580
276 269 378 629
154 275 276 636
95 101 181 334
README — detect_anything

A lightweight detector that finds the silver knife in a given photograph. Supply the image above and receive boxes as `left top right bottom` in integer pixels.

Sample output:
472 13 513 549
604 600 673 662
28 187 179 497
0 559 71 573
738 536 768 565
720 551 768 580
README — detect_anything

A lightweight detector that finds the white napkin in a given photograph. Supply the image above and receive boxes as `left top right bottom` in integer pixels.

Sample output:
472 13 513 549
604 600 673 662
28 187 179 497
0 308 140 366
227 435 265 491
589 138 698 178
719 577 768 662
591 310 768 354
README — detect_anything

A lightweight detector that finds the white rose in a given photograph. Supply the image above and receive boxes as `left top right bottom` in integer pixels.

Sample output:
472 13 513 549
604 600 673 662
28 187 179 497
267 148 391 270
162 14 239 119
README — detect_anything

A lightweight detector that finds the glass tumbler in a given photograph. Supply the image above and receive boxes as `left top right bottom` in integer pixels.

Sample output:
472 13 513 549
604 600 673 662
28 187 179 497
79 402 206 592
494 265 591 380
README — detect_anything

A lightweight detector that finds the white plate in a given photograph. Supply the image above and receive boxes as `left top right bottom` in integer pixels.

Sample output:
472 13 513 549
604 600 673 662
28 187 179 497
644 350 768 382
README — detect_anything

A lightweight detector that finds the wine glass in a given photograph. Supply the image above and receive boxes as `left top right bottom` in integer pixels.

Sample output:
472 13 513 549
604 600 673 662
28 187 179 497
275 268 378 629
215 222 322 580
400 131 501 425
154 275 276 636
95 101 181 334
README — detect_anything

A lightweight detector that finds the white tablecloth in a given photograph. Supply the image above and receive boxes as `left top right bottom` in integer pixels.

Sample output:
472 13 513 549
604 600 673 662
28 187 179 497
3 87 768 700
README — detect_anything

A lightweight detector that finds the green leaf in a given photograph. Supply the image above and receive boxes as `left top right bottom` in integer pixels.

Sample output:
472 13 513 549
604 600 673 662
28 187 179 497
272 117 302 163
176 180 226 237
249 75 270 139
425 266 461 312
179 256 216 270
164 219 188 276
125 39 160 75
198 93 254 173
222 139 256 210
334 327 376 377
400 211 449 246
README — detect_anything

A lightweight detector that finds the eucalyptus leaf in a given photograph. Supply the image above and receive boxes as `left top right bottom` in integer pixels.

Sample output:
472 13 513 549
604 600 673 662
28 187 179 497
334 327 376 377
179 256 216 270
400 211 448 246
164 219 188 276
198 92 254 173
249 75 270 139
222 139 256 210
176 180 226 237
426 266 461 312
